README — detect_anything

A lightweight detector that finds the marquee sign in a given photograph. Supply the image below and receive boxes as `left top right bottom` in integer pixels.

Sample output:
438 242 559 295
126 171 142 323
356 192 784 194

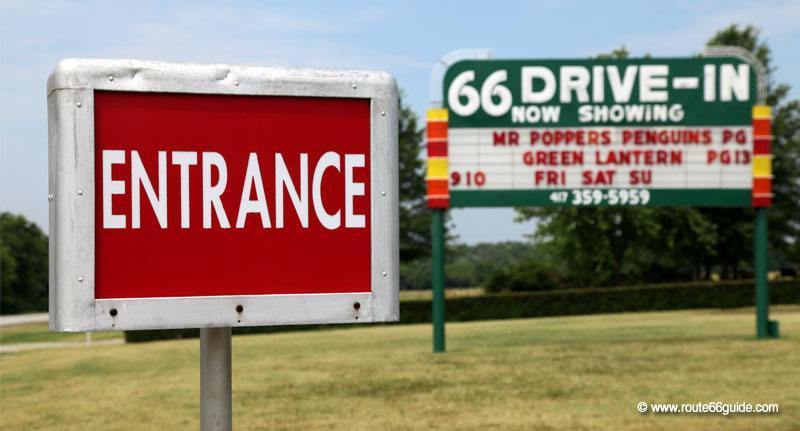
48 59 399 331
426 55 773 208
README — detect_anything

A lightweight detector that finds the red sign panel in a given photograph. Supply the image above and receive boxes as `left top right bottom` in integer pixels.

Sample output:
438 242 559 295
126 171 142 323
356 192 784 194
93 91 371 298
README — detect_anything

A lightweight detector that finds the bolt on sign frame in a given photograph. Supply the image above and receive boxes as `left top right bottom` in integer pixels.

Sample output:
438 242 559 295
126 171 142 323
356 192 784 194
426 47 777 352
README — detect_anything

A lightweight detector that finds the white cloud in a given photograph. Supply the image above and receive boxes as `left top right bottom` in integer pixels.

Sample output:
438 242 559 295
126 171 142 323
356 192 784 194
621 0 800 56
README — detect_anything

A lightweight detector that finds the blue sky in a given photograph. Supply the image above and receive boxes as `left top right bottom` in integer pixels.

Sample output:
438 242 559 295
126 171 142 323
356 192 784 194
2 0 798 244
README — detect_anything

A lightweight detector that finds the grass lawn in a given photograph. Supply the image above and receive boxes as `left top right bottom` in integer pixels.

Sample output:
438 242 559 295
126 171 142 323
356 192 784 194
1 306 799 430
0 323 121 345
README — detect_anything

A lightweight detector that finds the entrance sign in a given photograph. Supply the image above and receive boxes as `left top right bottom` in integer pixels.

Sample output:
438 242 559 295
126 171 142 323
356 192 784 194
48 59 399 331
429 55 772 208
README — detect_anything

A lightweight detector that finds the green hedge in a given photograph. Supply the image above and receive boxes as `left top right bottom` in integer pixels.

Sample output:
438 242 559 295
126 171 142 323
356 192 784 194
125 279 799 343
400 279 799 323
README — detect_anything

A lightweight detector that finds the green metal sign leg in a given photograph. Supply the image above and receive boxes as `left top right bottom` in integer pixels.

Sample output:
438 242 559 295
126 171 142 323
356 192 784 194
754 208 778 339
432 209 446 352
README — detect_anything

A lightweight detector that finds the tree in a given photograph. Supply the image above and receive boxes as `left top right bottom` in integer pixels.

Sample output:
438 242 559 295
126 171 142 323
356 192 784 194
519 205 716 286
1 212 49 314
517 47 716 286
515 25 800 286
703 25 800 273
397 92 433 261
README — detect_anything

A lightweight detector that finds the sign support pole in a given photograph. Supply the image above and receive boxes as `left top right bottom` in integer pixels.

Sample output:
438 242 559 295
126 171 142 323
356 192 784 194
751 103 778 340
432 209 446 353
201 327 232 431
754 209 778 339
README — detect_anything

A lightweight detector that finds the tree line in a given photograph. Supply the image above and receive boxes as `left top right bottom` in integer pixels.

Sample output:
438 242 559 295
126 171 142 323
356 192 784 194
514 25 800 288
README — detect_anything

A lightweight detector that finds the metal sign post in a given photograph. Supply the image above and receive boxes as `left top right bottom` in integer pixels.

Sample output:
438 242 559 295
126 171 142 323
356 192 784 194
431 209 446 352
426 108 450 353
754 208 779 338
750 102 779 340
200 327 232 431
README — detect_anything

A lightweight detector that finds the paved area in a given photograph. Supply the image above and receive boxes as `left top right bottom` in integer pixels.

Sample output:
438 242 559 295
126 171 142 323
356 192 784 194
0 313 48 327
0 339 124 354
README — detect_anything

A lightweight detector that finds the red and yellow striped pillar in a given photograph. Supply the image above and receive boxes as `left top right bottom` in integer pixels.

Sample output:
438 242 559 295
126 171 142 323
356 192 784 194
426 109 450 208
752 105 773 207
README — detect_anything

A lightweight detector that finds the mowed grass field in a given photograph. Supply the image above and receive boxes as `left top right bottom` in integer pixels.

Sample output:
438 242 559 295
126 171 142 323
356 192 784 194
0 323 121 345
1 306 799 431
